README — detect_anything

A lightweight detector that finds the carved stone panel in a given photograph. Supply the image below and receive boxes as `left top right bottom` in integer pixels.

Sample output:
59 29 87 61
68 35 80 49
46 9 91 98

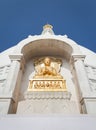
89 79 96 92
28 79 66 91
85 65 96 92
0 65 10 93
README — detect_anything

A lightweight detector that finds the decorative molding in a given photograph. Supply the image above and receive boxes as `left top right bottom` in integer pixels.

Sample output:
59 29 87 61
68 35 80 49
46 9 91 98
9 54 25 71
24 91 71 100
71 54 86 63
9 54 23 61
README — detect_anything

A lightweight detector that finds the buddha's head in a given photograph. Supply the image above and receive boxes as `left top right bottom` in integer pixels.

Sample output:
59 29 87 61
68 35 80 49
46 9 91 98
44 57 51 66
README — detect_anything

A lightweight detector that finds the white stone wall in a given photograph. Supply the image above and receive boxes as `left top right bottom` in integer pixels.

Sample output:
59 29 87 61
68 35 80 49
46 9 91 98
17 99 79 114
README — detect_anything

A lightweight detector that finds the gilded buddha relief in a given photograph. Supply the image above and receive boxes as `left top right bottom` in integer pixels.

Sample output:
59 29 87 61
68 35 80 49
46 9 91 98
34 57 62 78
28 57 67 91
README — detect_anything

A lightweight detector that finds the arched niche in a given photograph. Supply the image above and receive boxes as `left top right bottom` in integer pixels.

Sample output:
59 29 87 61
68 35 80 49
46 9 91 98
19 39 76 100
21 39 73 61
14 38 83 114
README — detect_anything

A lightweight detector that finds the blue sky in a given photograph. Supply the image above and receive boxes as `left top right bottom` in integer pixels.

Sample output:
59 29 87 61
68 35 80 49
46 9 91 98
0 0 96 53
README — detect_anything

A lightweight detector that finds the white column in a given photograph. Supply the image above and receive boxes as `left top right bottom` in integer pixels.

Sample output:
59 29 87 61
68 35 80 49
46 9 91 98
71 55 91 113
74 58 90 96
4 60 21 95
0 54 24 114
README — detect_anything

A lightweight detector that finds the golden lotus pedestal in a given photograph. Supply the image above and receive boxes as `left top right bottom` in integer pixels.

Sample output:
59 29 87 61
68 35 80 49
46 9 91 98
28 76 67 91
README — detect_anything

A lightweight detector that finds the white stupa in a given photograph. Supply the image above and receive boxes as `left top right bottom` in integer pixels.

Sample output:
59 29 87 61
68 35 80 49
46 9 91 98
0 24 96 130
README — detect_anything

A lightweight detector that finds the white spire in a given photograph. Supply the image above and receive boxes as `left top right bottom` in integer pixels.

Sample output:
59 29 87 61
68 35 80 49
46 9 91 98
41 24 54 35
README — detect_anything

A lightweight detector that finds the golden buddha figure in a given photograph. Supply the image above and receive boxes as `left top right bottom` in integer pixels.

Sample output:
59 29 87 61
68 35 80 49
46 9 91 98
39 57 57 76
35 57 62 78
